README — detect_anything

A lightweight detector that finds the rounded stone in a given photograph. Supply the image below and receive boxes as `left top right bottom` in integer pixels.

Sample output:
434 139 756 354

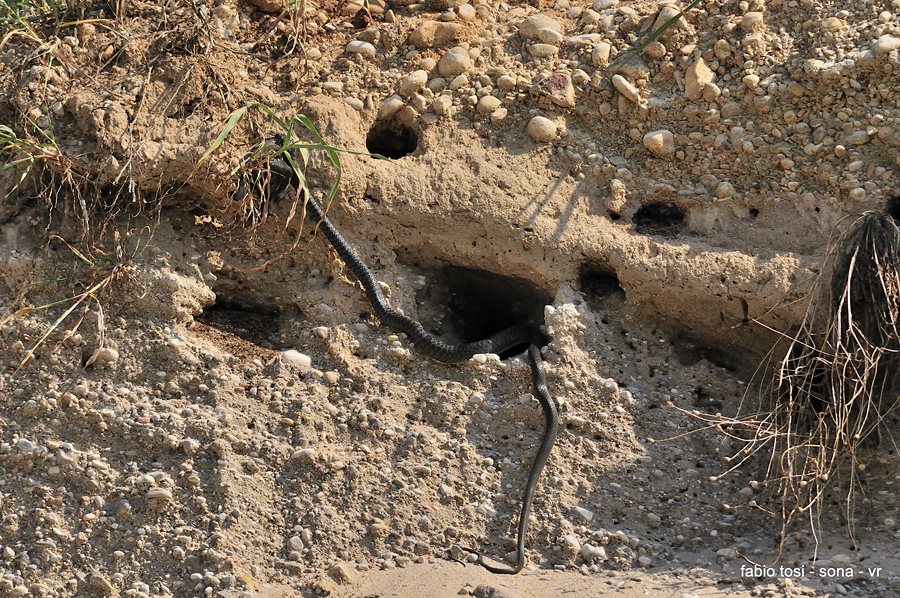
715 181 736 198
527 116 557 143
377 94 405 120
346 40 376 59
519 14 561 40
280 350 312 371
399 70 428 97
476 95 502 115
642 129 675 158
437 47 471 77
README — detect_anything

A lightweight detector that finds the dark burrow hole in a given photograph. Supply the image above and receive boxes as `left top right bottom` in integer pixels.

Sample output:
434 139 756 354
195 297 289 350
579 265 625 313
366 119 419 159
423 266 552 359
633 202 686 236
888 195 900 223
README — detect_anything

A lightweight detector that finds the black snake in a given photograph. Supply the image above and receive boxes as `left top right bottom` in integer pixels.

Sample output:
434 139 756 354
236 140 559 574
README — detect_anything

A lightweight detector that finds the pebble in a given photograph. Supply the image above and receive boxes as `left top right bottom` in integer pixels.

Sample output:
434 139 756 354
473 585 524 598
574 506 594 522
592 42 611 66
536 28 563 44
453 3 475 20
527 43 559 59
685 58 714 101
497 74 517 90
328 562 354 584
611 74 641 103
537 72 576 108
280 350 312 371
580 543 607 561
562 534 581 555
740 12 764 32
181 438 200 455
346 40 376 59
89 573 114 592
476 95 502 115
519 14 561 40
527 116 557 143
399 70 428 97
95 347 119 363
715 181 736 198
642 129 675 159
437 47 471 77
651 5 683 35
873 34 900 56
378 95 405 120
433 95 453 116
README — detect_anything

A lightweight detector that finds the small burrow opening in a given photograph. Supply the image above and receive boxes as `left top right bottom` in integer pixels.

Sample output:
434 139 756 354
436 266 552 359
579 265 625 313
887 195 900 223
194 297 292 352
633 202 686 236
366 119 419 159
670 335 739 372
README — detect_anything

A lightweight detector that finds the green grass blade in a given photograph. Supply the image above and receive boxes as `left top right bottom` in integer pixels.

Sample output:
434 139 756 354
198 104 250 164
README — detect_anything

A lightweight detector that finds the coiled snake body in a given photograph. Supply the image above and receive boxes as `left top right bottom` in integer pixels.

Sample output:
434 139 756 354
238 145 559 574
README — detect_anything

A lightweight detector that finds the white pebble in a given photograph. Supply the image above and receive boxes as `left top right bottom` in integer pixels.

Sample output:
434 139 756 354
611 74 640 103
437 47 470 77
399 70 428 97
527 116 557 143
346 40 376 59
378 94 405 120
642 129 675 158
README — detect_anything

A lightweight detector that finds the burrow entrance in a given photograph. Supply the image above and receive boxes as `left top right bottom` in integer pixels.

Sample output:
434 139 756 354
633 202 686 236
193 294 299 360
366 119 419 159
416 265 553 359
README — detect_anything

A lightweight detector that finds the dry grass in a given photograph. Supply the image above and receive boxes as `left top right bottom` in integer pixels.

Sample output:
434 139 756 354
671 210 900 560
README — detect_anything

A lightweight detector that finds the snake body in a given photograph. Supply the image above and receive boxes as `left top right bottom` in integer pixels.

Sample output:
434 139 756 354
240 143 559 574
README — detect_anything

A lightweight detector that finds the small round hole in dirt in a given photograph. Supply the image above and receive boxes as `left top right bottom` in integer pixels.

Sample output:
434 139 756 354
887 195 900 223
366 120 419 159
749 208 760 219
633 202 686 236
579 265 625 312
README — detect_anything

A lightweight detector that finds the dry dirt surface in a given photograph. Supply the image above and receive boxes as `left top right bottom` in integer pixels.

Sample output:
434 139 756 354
1 0 899 597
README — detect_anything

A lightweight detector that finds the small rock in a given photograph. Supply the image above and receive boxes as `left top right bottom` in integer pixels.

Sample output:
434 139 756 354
580 543 607 562
645 512 662 528
95 347 119 363
280 350 312 371
562 534 581 555
527 116 557 143
473 585 524 598
519 14 561 40
490 108 507 124
715 181 736 198
642 130 675 158
685 58 714 101
432 95 453 116
536 72 576 108
873 34 900 56
399 70 428 97
575 507 594 523
89 573 114 593
740 12 764 32
408 21 464 48
328 562 354 585
607 178 627 212
611 74 641 103
181 438 200 455
437 47 471 77
497 74 517 90
457 4 476 21
651 5 684 36
536 27 563 44
291 448 316 463
476 95 502 115
528 43 559 59
592 42 611 66
378 95 404 120
346 40 376 59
